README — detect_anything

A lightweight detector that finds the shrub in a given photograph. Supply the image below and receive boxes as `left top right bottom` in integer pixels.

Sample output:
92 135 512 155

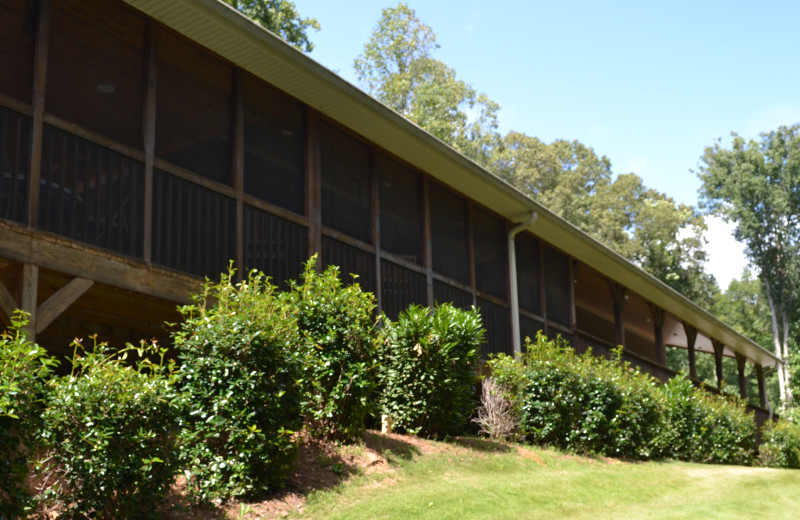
378 303 484 437
172 269 302 503
284 256 379 441
38 339 178 519
655 374 755 465
518 333 662 459
759 420 800 468
0 311 57 520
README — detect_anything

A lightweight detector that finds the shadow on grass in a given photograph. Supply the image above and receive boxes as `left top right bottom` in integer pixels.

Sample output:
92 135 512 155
450 436 515 453
363 430 422 463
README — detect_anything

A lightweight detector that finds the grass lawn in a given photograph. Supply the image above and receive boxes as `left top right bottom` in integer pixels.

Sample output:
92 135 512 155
298 436 800 520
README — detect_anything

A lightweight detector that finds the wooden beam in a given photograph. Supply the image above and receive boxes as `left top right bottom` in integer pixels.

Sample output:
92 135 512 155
142 21 158 262
0 222 198 303
712 339 726 391
422 176 433 307
233 68 245 279
35 277 94 334
466 202 477 307
649 304 666 366
607 281 626 348
683 323 699 382
27 0 51 228
755 364 768 409
306 108 322 267
21 264 38 339
736 353 748 401
370 148 382 314
0 278 18 319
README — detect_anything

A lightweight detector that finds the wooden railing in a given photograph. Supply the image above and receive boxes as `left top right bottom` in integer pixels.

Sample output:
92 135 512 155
575 331 678 383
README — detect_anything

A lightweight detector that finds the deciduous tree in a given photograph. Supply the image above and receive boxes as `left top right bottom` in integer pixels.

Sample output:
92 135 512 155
698 124 800 404
222 0 320 52
354 3 500 165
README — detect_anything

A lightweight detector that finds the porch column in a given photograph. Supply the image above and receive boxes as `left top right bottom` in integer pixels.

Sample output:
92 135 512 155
607 281 626 348
756 364 768 408
21 264 39 340
736 353 748 400
712 339 725 391
649 304 666 366
683 323 698 381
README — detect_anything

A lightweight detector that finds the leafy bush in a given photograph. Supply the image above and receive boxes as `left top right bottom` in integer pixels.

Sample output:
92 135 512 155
378 303 484 437
0 311 57 520
655 374 755 465
172 269 302 503
759 420 800 468
518 333 662 459
38 339 178 518
284 256 379 441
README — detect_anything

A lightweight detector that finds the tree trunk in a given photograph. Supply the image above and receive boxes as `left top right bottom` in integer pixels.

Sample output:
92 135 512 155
765 280 789 403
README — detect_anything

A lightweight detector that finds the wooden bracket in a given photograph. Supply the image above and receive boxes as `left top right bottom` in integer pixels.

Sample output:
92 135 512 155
35 277 94 334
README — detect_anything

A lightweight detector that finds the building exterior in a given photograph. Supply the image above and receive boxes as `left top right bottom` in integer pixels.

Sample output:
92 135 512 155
0 0 779 423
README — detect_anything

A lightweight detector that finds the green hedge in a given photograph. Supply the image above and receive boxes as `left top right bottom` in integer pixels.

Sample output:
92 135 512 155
0 312 58 519
284 256 379 442
759 419 800 468
39 340 179 518
378 303 484 438
171 269 302 503
487 333 756 464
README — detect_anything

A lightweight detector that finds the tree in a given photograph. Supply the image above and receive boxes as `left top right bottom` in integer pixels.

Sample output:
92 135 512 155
494 132 717 307
698 124 800 404
222 0 320 52
354 3 501 166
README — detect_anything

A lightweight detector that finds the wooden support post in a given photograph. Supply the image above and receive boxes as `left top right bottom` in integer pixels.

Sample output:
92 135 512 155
756 364 768 409
683 323 698 382
607 281 626 348
142 21 158 263
422 177 433 307
233 69 245 280
712 339 725 391
736 353 748 401
35 277 93 334
21 264 38 340
27 0 51 228
568 259 577 333
466 203 476 307
305 109 322 268
370 148 381 314
649 304 666 366
0 280 18 322
538 239 547 336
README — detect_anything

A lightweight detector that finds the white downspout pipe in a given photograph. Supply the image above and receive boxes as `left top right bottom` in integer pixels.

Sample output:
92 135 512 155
508 211 538 355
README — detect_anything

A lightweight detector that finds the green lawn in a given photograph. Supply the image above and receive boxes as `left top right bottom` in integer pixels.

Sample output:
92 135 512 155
299 437 799 520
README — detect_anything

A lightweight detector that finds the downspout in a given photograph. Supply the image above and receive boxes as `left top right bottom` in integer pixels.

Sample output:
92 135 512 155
508 211 538 355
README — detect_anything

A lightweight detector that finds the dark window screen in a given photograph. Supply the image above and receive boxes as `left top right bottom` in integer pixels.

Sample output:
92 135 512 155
242 73 304 215
0 107 30 224
478 297 511 357
39 124 144 258
516 233 541 314
322 236 376 294
543 244 571 326
430 183 469 283
320 123 371 243
433 280 472 310
381 260 427 319
157 29 232 185
47 0 145 149
152 170 236 277
378 154 422 263
243 204 307 289
472 207 506 299
0 0 34 103
520 315 545 346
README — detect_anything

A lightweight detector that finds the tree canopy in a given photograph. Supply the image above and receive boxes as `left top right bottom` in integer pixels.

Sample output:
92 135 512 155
222 0 320 52
698 124 800 404
494 132 716 307
354 3 501 165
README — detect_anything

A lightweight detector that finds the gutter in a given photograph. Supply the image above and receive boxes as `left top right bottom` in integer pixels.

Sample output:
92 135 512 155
508 211 539 354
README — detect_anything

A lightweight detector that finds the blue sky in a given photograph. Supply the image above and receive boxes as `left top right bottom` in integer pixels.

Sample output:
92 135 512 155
291 0 800 287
